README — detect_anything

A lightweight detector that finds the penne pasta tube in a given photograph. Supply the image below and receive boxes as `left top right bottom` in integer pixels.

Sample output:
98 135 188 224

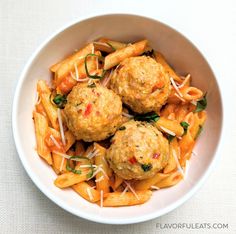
102 191 152 207
155 170 183 188
54 166 89 188
134 173 169 190
54 43 94 81
75 141 85 156
179 131 195 166
37 80 59 130
154 52 182 83
180 86 203 101
155 117 184 137
98 38 127 51
57 52 99 93
72 182 100 203
94 143 110 193
113 174 123 190
160 104 177 118
104 39 148 70
33 111 52 165
164 140 177 174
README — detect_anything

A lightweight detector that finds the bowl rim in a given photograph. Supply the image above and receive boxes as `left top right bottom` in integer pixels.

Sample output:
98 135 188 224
12 13 224 225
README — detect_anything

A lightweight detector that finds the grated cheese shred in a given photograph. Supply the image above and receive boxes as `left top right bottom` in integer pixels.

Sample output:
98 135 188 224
170 77 183 97
159 126 176 136
57 109 66 145
172 149 185 177
124 181 140 200
87 187 93 201
100 190 103 208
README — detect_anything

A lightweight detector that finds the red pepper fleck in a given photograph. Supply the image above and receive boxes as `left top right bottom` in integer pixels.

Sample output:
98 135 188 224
152 81 164 92
153 153 160 159
84 103 92 116
96 111 100 116
129 156 137 164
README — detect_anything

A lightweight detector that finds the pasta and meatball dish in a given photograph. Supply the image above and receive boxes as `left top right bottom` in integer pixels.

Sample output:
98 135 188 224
33 38 207 207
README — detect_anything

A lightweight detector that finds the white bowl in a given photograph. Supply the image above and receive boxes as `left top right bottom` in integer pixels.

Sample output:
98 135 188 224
12 14 223 224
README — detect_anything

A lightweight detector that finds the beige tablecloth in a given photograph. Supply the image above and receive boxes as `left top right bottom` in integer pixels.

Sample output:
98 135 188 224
0 0 235 233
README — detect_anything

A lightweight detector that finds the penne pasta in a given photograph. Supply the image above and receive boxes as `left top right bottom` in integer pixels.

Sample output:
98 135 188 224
102 191 152 207
155 117 184 137
94 143 110 193
104 39 148 70
180 86 203 101
37 80 59 130
54 43 94 83
72 182 100 203
98 38 127 51
134 173 169 190
155 170 183 188
154 51 182 83
33 111 52 165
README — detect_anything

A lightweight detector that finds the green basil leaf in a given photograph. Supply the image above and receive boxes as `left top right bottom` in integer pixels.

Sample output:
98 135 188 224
52 94 67 109
134 112 160 122
180 121 190 135
194 94 207 112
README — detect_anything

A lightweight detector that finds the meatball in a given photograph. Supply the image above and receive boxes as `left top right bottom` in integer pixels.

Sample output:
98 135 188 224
106 120 169 180
64 82 122 142
110 56 171 113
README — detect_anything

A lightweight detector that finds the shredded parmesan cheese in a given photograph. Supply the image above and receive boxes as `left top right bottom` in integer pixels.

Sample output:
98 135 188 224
178 74 191 88
49 135 61 149
70 71 89 82
59 157 65 172
57 109 66 145
53 151 82 162
170 77 183 97
124 181 140 200
92 45 95 54
87 149 99 159
87 187 93 201
100 190 103 208
98 167 109 179
159 126 176 136
150 186 160 190
74 63 80 81
174 93 186 102
172 149 185 177
122 112 134 118
190 100 197 106
95 175 104 183
120 185 129 197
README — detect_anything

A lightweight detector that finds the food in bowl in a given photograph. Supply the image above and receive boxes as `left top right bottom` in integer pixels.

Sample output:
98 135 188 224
33 37 207 207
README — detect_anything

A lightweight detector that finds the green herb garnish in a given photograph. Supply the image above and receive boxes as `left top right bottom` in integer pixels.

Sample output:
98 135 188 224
52 94 67 109
87 83 96 88
194 94 207 112
85 53 106 79
167 134 175 142
141 163 152 172
134 112 160 122
106 42 116 51
66 156 94 178
195 125 203 140
180 121 190 135
119 126 126 130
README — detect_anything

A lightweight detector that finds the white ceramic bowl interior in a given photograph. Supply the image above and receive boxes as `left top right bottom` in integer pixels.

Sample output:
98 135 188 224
12 14 223 224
